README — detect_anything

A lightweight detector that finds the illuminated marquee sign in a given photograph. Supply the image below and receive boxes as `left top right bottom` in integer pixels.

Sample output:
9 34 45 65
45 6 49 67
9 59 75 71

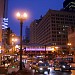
0 50 1 53
2 18 8 29
25 46 55 51
26 47 45 51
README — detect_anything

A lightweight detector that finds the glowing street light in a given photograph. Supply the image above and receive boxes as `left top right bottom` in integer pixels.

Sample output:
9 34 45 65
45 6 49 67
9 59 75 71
67 43 71 46
16 12 28 20
16 12 28 70
12 38 17 42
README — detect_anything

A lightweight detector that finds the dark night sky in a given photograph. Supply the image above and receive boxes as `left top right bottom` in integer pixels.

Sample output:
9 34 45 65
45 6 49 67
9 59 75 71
8 0 64 36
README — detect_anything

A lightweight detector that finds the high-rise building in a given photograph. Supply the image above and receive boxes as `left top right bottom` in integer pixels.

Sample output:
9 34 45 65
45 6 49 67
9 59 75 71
30 16 43 44
63 0 75 12
0 0 5 43
0 0 8 43
23 26 30 44
30 9 75 51
2 0 8 47
30 20 39 44
25 26 30 40
0 0 8 65
5 27 12 45
68 25 75 54
3 0 8 18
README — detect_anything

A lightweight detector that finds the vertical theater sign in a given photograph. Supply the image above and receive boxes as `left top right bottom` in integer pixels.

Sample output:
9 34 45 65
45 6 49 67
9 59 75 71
2 18 8 29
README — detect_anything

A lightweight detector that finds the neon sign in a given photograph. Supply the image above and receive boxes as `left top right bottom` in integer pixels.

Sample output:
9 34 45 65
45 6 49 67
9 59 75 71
2 18 8 29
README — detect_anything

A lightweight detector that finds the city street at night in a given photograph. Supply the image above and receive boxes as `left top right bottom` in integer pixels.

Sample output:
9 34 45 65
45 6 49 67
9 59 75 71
0 0 75 75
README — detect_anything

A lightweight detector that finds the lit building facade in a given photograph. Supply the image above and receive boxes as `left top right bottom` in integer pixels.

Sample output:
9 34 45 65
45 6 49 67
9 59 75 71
63 0 75 12
68 26 75 54
1 0 8 53
0 0 8 65
30 9 75 52
0 0 5 43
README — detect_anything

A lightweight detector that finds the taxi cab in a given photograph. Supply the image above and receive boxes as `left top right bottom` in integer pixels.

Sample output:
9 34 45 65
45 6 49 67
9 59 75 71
31 61 50 74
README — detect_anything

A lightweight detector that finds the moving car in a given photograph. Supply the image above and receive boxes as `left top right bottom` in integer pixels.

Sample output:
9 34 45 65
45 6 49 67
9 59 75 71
31 61 50 74
30 62 37 69
54 61 71 71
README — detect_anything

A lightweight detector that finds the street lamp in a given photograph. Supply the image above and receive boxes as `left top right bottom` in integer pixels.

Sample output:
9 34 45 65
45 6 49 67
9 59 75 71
67 43 71 46
16 12 27 70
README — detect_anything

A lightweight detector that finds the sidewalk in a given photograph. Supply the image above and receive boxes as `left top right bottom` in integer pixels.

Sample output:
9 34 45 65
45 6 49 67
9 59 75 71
0 67 7 75
0 66 33 75
6 68 33 75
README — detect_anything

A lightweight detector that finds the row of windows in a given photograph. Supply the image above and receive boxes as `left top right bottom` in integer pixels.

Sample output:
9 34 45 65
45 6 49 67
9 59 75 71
51 17 75 21
52 38 67 41
52 27 65 30
51 14 75 18
51 20 75 24
52 24 65 27
52 35 67 38
37 35 67 42
37 30 67 39
52 42 66 45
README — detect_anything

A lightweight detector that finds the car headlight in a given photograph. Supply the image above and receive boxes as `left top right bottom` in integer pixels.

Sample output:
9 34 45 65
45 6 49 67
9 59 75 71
29 67 31 69
39 68 43 70
70 65 71 67
48 67 50 69
44 71 48 75
62 65 65 68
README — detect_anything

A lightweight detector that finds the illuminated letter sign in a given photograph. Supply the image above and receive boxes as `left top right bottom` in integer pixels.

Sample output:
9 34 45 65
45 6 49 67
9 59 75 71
2 18 8 29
